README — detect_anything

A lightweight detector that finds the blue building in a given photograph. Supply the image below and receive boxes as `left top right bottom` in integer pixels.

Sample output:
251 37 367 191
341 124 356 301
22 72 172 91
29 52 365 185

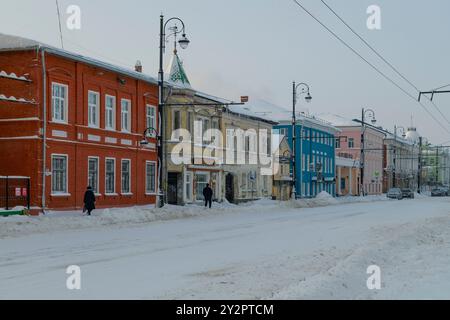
275 115 340 198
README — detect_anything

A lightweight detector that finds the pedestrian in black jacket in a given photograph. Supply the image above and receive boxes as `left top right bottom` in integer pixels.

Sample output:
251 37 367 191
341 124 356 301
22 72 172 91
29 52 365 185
203 184 213 209
83 186 96 216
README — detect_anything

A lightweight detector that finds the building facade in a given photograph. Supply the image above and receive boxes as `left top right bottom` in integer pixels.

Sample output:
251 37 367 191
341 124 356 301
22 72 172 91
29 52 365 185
221 106 275 203
275 115 339 198
383 129 419 192
272 136 292 200
335 155 360 196
335 125 384 195
0 34 159 211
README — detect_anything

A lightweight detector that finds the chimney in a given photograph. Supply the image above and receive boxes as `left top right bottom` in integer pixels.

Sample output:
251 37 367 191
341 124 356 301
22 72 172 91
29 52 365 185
135 60 142 73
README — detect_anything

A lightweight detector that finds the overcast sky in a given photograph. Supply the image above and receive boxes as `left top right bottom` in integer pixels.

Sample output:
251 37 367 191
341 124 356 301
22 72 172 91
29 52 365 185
1 0 450 144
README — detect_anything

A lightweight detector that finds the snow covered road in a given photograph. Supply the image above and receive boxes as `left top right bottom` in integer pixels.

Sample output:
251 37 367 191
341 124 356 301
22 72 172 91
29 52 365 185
1 197 450 299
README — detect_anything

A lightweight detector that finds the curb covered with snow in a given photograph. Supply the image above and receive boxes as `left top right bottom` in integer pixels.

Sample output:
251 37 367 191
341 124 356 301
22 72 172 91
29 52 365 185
1 194 395 239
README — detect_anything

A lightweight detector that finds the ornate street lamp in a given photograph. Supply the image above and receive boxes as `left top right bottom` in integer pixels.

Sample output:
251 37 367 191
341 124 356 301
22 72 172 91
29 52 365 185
360 108 377 196
292 82 312 199
157 15 190 208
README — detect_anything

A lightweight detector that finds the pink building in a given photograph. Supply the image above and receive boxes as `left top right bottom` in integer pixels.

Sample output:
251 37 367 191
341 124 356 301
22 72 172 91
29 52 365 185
335 126 384 195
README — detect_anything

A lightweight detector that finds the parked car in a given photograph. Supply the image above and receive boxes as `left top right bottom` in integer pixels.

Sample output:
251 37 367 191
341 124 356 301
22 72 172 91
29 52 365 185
401 188 414 199
431 187 449 197
387 188 403 200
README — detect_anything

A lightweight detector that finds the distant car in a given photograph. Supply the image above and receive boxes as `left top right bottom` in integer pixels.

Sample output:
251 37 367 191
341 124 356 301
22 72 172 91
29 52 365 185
431 187 449 197
387 188 403 200
401 188 414 199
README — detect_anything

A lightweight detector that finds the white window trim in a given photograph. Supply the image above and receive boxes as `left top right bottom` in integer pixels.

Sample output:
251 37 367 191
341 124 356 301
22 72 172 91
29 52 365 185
105 157 116 195
145 160 157 195
88 90 100 128
121 98 131 133
146 104 157 137
121 158 132 195
105 94 116 131
51 153 69 195
51 82 69 124
87 156 100 195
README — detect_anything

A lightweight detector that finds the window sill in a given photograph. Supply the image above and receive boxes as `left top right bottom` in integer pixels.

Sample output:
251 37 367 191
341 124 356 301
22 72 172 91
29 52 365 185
50 121 69 125
51 193 71 197
105 193 118 196
121 193 133 196
145 192 157 196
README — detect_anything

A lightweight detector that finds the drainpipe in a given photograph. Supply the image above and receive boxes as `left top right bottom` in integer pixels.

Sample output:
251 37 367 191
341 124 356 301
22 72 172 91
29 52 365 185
41 48 47 214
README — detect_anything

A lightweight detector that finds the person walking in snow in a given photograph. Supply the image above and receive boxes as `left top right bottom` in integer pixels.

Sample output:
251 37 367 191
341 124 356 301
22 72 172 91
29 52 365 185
83 186 96 216
203 184 213 209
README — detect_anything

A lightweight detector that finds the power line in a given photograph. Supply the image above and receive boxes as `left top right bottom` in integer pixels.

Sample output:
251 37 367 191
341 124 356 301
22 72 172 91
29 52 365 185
320 0 450 126
55 0 64 49
291 0 450 135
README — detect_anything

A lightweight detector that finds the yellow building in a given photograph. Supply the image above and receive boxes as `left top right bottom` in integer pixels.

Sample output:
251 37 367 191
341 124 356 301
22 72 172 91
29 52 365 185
272 136 292 201
163 49 277 205
164 50 224 205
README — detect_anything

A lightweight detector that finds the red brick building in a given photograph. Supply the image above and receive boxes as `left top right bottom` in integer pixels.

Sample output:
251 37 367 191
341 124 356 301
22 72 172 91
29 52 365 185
0 34 159 212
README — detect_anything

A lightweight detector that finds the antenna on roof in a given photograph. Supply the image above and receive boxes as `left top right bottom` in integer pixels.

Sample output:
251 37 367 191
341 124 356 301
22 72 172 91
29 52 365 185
55 0 64 49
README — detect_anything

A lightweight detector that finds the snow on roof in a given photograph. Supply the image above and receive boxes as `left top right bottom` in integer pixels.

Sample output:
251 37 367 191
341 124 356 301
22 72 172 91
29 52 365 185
227 98 281 124
0 70 31 82
316 113 357 127
0 94 36 104
0 33 158 85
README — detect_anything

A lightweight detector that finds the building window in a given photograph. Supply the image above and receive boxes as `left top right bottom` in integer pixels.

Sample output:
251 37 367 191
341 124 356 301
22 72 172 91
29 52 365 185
88 157 99 194
105 95 116 130
202 118 210 142
172 110 181 139
348 138 355 148
187 112 193 133
336 138 341 149
51 82 68 123
146 161 156 194
185 172 193 202
88 91 100 127
146 105 157 137
121 159 131 194
121 99 131 132
105 158 116 194
51 155 68 194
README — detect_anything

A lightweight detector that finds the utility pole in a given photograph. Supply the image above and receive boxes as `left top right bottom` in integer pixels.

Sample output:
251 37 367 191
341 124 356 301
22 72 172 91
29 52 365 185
417 137 422 193
360 108 365 196
436 147 439 186
291 82 297 200
393 125 397 188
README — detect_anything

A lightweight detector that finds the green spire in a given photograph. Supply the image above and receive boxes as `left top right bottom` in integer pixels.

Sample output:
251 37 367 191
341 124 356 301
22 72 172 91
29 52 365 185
167 50 191 89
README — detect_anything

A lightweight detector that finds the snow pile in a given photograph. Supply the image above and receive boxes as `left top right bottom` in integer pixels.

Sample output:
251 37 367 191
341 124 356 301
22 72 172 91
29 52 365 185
0 201 277 239
290 192 339 208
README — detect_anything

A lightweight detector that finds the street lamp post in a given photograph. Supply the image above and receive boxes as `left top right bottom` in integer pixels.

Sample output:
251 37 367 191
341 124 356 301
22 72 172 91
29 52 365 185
158 15 190 208
393 125 406 188
360 108 377 196
292 82 312 199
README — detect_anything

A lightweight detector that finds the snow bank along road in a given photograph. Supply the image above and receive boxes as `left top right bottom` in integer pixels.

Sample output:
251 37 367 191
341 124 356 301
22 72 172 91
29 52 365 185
1 197 450 299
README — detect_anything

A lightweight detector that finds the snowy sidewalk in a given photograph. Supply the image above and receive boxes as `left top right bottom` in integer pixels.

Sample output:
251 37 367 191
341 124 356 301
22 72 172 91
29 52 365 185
0 194 390 239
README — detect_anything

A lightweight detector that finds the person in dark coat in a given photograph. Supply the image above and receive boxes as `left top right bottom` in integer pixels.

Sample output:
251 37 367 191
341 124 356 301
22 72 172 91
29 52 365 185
203 184 213 209
83 186 96 216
